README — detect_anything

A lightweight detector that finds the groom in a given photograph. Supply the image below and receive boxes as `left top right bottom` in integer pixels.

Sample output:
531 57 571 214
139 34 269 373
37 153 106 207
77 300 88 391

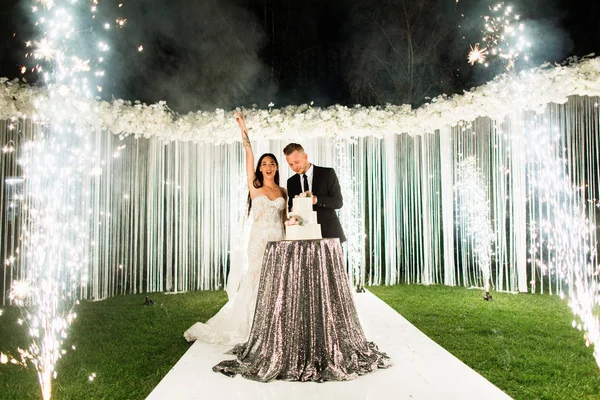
283 143 346 243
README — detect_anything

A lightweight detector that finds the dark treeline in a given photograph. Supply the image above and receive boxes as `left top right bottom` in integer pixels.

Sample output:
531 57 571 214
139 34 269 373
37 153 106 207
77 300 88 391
0 0 597 112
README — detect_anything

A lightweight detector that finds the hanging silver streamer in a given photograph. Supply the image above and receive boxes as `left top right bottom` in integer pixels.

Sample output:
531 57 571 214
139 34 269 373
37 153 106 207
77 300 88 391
1 97 599 305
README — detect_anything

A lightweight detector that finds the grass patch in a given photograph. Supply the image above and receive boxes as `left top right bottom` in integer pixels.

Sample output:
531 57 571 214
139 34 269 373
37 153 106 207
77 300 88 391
368 285 600 400
0 291 227 400
1 285 599 399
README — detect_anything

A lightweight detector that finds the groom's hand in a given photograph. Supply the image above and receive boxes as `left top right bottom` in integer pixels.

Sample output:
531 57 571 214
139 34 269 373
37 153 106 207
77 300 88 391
312 195 317 205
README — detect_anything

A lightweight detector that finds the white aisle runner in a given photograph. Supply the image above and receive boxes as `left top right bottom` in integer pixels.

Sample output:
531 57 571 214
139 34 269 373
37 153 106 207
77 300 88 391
147 291 511 400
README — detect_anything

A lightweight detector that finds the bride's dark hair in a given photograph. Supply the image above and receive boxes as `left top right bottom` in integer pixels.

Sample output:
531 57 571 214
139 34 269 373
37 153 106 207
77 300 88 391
248 153 280 214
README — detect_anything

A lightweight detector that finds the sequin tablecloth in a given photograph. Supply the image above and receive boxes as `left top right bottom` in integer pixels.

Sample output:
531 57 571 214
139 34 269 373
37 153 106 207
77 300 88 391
213 238 391 382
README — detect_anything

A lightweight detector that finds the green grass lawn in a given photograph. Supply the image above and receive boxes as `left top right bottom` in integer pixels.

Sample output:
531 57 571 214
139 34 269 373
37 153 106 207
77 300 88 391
0 290 228 400
1 285 599 399
368 285 600 400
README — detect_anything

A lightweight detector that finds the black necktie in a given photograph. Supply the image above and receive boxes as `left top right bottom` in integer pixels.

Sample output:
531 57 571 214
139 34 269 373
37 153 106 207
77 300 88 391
303 174 309 192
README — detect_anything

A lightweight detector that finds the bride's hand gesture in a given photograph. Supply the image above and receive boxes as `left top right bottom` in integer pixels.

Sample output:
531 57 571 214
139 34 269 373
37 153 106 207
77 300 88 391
234 109 249 136
236 109 255 190
235 110 252 152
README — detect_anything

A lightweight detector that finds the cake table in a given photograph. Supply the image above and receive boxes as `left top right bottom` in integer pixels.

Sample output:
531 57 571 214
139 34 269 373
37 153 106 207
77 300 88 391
213 238 391 382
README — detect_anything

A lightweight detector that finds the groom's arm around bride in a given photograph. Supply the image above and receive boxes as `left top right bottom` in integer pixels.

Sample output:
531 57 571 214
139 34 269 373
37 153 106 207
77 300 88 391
283 143 346 243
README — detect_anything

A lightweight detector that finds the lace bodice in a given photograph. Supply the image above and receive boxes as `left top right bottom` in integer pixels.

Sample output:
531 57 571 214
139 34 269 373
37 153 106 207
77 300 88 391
247 196 285 271
250 195 286 226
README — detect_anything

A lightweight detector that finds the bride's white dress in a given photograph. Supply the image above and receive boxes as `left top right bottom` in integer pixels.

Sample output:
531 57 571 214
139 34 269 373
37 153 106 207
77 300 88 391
184 195 285 345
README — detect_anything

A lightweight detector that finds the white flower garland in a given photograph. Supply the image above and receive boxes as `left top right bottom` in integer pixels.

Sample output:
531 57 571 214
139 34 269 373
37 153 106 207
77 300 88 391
2 57 600 143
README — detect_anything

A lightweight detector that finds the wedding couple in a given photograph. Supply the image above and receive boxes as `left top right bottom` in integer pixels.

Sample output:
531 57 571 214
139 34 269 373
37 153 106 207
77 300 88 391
184 110 345 345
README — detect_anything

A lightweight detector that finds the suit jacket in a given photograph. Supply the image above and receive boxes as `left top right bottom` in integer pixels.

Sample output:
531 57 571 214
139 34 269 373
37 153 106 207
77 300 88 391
287 165 346 243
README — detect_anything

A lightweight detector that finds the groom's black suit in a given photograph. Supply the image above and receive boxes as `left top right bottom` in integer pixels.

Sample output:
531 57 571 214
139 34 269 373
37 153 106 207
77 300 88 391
287 165 346 243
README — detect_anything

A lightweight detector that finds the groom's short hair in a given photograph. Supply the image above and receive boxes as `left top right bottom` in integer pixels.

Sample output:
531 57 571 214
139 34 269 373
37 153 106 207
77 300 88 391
283 143 304 155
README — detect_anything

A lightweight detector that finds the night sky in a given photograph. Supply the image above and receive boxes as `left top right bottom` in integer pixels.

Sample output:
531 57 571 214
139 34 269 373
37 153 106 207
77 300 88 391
1 0 599 113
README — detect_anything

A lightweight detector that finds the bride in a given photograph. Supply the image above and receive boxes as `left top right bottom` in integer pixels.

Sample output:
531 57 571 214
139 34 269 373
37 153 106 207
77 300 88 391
184 110 287 345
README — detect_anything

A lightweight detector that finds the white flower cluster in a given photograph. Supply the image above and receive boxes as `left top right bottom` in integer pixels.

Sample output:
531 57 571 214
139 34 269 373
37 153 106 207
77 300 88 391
2 57 600 143
0 77 45 120
285 215 304 226
295 191 313 198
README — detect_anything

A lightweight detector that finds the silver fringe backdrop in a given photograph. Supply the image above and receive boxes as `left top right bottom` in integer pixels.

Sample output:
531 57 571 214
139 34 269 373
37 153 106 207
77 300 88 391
1 95 599 302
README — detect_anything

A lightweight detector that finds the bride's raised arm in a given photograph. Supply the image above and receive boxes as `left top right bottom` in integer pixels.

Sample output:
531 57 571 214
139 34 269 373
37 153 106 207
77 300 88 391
235 110 255 193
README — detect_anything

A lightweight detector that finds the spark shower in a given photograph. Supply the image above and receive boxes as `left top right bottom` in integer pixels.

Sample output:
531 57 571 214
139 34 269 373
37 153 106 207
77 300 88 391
2 68 600 372
1 3 600 398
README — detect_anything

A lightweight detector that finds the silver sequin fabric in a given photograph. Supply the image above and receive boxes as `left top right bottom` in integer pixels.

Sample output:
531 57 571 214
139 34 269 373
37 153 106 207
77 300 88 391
213 238 391 382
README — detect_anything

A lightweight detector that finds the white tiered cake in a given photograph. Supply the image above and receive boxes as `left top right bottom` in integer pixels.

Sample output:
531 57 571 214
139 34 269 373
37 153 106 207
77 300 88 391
285 197 322 240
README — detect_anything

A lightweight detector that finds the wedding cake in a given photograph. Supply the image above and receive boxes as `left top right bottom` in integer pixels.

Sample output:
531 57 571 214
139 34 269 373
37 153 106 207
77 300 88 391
285 197 322 240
